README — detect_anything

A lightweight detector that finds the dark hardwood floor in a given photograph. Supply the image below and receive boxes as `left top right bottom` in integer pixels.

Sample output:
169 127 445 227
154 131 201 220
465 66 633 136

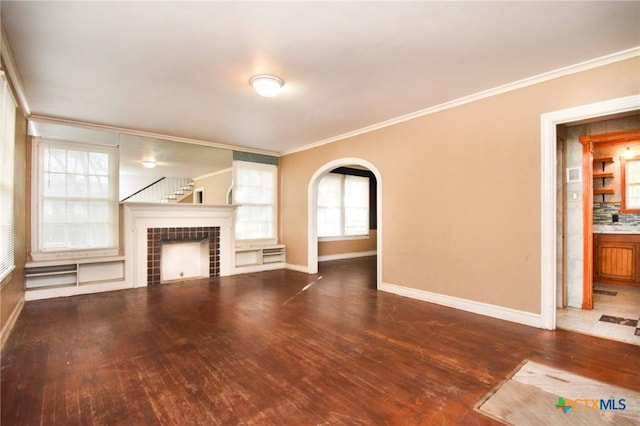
2 256 639 425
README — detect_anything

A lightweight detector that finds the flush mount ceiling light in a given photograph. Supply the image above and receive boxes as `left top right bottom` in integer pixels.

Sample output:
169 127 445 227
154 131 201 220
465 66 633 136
141 160 156 169
250 74 284 98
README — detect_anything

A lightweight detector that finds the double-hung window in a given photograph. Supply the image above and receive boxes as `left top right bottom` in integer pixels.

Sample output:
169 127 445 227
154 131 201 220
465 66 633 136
233 161 277 242
622 155 640 212
0 73 16 281
32 139 119 259
318 173 369 238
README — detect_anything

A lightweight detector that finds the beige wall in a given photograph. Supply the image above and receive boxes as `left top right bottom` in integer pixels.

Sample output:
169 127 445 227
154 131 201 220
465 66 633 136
318 230 377 257
1 70 27 347
193 170 232 205
280 58 640 314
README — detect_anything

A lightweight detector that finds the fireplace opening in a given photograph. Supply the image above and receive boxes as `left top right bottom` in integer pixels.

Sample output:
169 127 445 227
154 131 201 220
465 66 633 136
147 227 220 286
161 239 210 282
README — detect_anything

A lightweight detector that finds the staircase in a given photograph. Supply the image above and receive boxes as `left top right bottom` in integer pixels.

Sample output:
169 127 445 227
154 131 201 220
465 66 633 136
122 177 195 203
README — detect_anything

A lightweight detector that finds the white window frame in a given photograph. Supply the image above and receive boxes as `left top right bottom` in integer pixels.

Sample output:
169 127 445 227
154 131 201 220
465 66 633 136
623 156 640 211
318 172 370 241
0 72 16 282
31 138 120 261
232 160 277 245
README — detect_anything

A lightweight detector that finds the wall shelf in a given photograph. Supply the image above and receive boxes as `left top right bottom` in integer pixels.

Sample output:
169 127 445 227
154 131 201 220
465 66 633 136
592 158 615 202
593 172 614 179
593 157 614 163
594 189 615 195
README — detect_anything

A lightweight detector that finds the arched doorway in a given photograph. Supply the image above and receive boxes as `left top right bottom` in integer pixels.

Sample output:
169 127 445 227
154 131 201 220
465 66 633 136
307 158 382 289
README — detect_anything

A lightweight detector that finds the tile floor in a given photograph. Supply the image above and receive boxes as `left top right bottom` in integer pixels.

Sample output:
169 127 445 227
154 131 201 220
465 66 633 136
557 283 640 345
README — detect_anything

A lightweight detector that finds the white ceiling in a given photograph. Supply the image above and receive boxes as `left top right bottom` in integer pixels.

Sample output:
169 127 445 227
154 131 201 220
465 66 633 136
3 1 640 155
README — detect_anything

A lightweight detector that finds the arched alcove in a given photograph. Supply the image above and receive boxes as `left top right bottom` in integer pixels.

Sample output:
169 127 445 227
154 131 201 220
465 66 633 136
307 158 382 289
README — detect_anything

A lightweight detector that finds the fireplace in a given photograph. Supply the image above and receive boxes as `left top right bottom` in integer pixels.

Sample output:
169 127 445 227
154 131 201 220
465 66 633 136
122 202 235 288
147 227 220 286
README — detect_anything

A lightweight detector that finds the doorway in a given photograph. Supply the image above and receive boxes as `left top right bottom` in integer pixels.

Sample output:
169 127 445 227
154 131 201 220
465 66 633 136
307 158 382 289
556 117 640 345
540 94 639 331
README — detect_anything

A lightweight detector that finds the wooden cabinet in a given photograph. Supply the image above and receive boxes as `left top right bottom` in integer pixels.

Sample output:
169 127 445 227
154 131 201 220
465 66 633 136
593 234 640 286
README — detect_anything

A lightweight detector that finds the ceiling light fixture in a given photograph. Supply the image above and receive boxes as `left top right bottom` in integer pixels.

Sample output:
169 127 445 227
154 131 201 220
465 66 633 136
142 160 156 169
250 74 284 98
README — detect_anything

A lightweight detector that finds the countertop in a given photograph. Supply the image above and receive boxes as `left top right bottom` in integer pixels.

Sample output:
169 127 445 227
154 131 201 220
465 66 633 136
592 225 640 234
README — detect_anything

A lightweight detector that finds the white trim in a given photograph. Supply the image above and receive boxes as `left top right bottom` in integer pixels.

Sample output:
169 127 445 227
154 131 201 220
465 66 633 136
540 94 640 330
318 250 376 262
308 158 381 290
0 294 24 349
285 263 310 273
0 26 31 116
29 115 279 156
380 282 541 328
318 234 369 242
30 138 120 259
233 160 278 243
0 264 15 283
233 262 285 274
282 47 640 157
193 167 232 181
193 187 204 204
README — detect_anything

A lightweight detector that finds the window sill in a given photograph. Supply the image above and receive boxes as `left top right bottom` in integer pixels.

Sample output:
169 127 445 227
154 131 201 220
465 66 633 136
0 265 16 284
235 239 278 248
319 235 370 242
29 248 120 263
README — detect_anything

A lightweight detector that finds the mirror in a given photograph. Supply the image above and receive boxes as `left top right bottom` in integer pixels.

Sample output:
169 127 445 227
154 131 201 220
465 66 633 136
28 119 233 204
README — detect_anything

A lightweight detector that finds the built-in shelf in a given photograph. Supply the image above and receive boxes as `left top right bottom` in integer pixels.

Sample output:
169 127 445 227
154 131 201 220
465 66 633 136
593 173 614 179
25 256 125 289
593 157 614 165
592 157 615 202
594 189 615 195
234 245 286 272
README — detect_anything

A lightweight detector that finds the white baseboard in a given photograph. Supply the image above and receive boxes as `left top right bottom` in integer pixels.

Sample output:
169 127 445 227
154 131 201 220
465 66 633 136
232 262 285 275
285 263 310 273
379 282 542 328
318 250 377 262
0 294 25 349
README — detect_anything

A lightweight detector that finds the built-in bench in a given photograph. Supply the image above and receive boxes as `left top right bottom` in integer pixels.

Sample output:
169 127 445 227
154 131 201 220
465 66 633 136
25 256 125 289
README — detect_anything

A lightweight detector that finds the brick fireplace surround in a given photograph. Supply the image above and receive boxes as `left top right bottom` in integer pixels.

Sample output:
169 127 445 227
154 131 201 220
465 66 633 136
147 227 220 286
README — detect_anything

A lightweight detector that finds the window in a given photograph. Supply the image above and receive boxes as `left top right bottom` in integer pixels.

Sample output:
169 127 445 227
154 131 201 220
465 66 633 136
622 155 640 212
233 161 277 241
0 73 16 281
33 139 119 258
318 173 369 238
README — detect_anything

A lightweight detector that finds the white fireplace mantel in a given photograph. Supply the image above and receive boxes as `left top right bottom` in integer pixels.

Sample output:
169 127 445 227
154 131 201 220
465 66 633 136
122 202 236 287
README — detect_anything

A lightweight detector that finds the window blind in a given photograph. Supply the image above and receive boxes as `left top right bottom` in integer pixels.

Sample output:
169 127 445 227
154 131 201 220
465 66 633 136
233 161 277 241
35 139 119 253
0 73 16 281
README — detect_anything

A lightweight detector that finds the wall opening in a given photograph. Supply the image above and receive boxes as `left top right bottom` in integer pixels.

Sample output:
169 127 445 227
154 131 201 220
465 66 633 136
540 94 640 329
308 158 382 289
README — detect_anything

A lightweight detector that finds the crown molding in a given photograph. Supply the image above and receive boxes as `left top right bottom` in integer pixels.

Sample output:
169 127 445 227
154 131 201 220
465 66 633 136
29 115 280 157
281 46 640 157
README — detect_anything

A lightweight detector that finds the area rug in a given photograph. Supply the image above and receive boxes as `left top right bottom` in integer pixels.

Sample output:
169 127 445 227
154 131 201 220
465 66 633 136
476 360 640 425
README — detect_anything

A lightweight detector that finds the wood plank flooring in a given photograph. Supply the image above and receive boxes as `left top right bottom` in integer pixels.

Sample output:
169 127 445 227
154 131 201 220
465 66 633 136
2 256 639 425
